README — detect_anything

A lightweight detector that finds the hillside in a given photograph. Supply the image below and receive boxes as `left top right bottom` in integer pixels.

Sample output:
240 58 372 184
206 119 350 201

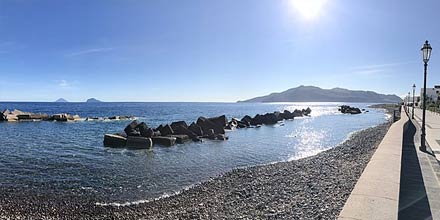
238 86 402 103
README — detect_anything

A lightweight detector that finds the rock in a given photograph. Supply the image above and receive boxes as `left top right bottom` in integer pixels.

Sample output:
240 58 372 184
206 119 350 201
215 134 229 141
304 107 312 115
261 113 278 125
0 109 10 121
159 124 174 136
225 124 233 130
207 115 228 128
292 110 304 117
168 135 190 144
173 125 198 139
241 115 253 124
152 136 177 147
67 115 81 121
189 122 203 136
250 114 263 126
236 121 249 128
126 136 153 149
282 110 295 120
103 134 127 148
136 122 154 138
124 120 140 136
339 105 361 114
52 114 69 122
5 114 18 121
170 121 188 131
196 117 225 135
273 111 283 121
155 124 164 132
11 109 25 115
17 114 32 120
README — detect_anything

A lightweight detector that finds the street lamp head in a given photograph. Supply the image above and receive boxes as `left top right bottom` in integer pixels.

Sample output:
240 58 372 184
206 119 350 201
413 84 416 89
421 40 432 63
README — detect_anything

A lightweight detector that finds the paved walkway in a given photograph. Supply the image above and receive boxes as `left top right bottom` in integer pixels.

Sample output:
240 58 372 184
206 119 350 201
412 107 440 160
407 109 440 219
340 109 440 219
339 109 406 219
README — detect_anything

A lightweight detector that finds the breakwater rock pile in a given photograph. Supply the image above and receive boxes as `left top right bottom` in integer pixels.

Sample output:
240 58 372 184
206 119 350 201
0 109 136 122
338 105 362 114
0 109 81 122
104 107 312 149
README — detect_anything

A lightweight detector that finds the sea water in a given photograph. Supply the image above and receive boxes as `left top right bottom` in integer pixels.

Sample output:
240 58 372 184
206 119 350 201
0 102 388 204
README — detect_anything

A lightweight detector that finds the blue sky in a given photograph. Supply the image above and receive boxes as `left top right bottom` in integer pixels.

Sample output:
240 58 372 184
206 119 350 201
0 0 439 102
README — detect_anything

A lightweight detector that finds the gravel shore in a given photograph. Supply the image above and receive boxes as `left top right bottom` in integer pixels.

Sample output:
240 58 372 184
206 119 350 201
0 121 391 220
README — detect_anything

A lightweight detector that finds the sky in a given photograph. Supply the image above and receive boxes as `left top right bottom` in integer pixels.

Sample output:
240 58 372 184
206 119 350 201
0 0 439 102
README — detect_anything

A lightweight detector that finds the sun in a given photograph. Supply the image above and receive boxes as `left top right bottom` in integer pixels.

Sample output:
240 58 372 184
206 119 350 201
290 0 327 20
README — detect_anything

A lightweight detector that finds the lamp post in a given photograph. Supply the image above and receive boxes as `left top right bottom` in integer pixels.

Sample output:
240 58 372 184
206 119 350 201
412 84 416 119
408 92 411 113
421 40 432 151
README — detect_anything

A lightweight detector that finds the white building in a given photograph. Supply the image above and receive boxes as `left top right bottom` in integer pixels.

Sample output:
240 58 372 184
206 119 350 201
420 85 440 106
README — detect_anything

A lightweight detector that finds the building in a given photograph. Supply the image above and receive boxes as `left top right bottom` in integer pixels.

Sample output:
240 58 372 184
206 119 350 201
421 85 440 105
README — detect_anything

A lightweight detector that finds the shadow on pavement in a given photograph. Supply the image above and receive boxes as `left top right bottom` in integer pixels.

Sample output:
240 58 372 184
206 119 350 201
398 120 432 219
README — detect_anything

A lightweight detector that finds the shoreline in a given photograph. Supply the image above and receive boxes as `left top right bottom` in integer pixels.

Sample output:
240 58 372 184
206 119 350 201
0 120 392 219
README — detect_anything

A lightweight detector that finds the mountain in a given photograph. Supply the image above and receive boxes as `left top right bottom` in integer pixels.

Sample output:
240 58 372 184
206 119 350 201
86 98 102 103
238 86 402 103
55 98 68 103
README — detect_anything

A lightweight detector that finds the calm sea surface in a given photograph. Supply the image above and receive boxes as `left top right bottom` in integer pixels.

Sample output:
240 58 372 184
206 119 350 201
0 102 388 205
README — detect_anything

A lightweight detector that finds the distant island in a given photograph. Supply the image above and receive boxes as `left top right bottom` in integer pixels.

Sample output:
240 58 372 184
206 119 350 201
238 86 402 103
55 98 68 103
86 98 102 103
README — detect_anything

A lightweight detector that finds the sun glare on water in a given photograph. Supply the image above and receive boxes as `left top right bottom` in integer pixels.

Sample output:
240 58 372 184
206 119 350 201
290 0 328 20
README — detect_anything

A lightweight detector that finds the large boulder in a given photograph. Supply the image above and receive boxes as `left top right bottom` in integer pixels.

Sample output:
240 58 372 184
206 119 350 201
152 136 177 147
241 115 252 125
52 114 69 122
124 120 140 136
159 124 174 136
207 115 228 128
250 114 263 126
104 134 127 148
261 113 278 125
304 107 312 115
292 110 304 117
136 122 154 138
170 121 188 131
173 125 198 139
339 105 361 114
0 109 10 121
17 114 32 121
196 117 225 134
126 136 153 149
188 122 203 136
273 111 283 121
281 110 294 120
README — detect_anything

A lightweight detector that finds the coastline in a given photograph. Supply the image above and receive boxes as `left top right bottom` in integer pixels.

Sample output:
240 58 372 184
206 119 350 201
0 120 392 219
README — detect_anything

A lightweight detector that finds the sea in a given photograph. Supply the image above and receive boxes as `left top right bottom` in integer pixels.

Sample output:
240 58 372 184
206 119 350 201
0 102 389 206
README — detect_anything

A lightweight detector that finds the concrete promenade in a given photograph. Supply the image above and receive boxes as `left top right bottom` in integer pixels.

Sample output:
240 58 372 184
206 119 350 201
339 109 405 219
340 108 440 219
